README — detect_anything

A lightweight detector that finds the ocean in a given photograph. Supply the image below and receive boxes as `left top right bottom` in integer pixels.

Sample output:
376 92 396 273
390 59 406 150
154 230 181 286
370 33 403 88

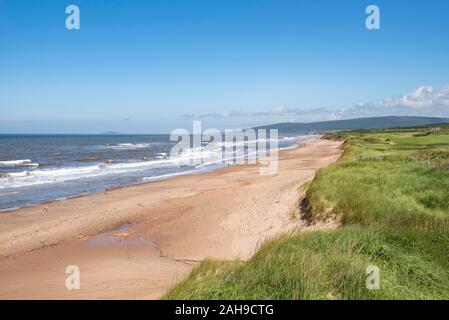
0 134 308 211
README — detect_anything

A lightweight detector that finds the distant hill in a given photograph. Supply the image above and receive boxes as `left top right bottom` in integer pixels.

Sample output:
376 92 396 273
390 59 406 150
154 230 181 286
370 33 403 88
254 116 449 134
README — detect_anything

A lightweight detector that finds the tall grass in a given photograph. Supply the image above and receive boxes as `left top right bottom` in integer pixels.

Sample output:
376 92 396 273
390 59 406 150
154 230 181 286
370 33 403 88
165 126 449 300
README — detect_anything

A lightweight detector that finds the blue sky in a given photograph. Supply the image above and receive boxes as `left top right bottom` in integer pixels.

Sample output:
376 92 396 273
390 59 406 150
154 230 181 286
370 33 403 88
1 0 449 133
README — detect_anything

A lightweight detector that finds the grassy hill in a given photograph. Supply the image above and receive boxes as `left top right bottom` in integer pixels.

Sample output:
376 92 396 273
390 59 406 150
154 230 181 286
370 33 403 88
165 124 449 300
254 116 449 134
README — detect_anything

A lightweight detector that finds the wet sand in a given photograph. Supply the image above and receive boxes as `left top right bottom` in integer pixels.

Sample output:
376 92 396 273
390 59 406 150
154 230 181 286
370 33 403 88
0 138 342 299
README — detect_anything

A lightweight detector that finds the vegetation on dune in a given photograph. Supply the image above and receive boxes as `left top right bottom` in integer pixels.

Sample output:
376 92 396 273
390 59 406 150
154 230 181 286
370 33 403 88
165 125 449 300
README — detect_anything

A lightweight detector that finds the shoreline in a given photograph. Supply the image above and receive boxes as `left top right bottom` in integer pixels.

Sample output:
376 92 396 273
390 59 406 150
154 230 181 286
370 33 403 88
0 140 306 214
0 138 342 299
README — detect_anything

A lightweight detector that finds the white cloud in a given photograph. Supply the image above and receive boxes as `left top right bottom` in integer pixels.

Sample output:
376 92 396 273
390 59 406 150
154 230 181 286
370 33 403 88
379 85 438 109
340 85 449 119
180 84 449 123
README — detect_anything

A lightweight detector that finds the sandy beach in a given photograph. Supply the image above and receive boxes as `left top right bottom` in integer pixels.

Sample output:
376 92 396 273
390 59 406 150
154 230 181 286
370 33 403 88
0 138 342 299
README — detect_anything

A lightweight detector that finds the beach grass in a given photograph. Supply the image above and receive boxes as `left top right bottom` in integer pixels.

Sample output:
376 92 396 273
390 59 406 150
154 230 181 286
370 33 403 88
165 125 449 300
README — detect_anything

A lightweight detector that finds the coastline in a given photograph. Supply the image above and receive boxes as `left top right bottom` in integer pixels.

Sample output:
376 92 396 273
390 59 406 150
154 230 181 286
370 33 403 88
0 136 308 213
0 138 342 299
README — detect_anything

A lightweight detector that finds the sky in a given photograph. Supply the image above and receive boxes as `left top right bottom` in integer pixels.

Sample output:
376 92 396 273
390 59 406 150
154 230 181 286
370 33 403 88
1 0 449 133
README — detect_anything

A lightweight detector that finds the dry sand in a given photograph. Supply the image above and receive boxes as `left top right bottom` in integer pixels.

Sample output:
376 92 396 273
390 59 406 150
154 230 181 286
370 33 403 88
0 138 342 299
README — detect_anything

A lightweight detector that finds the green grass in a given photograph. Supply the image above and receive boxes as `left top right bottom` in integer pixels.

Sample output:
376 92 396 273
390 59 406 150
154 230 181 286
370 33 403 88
165 125 449 300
